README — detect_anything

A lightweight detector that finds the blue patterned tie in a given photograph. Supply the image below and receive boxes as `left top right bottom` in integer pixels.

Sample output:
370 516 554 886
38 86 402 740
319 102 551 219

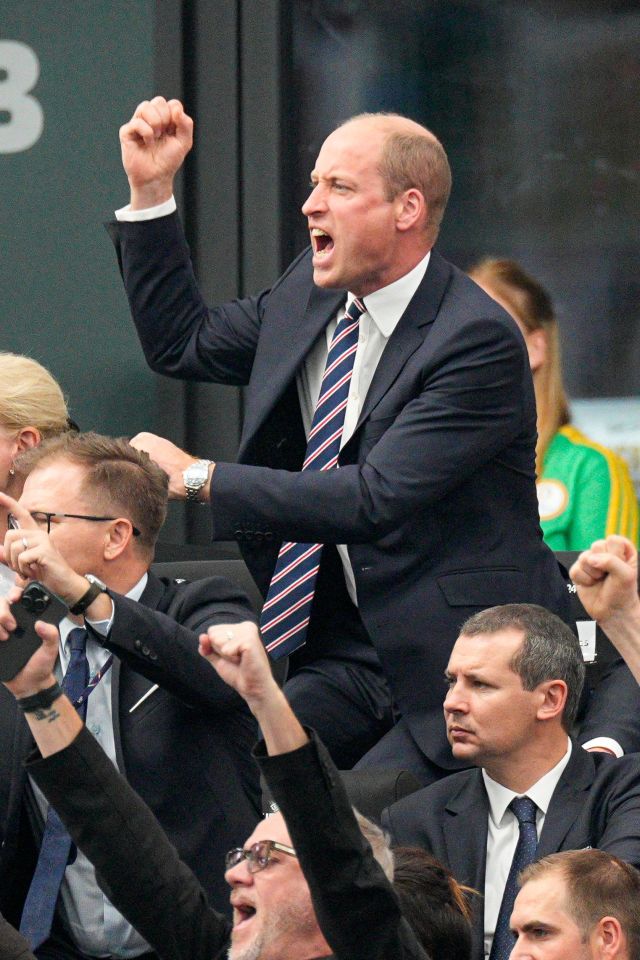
489 795 538 960
20 628 89 950
261 297 365 659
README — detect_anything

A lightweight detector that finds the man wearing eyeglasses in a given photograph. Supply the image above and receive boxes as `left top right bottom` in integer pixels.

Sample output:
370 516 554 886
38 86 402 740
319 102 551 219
0 610 426 960
0 432 261 959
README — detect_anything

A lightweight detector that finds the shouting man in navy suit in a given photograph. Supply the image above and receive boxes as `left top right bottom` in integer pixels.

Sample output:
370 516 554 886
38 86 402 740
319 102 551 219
110 101 572 778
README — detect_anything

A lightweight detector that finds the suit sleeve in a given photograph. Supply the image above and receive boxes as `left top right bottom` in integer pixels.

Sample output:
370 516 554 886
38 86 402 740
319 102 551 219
87 577 256 714
255 731 428 960
211 312 528 543
106 213 300 386
578 658 640 755
591 754 640 868
28 727 230 960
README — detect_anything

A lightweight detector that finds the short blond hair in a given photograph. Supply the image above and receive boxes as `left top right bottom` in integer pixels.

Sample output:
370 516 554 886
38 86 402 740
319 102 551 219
0 353 71 438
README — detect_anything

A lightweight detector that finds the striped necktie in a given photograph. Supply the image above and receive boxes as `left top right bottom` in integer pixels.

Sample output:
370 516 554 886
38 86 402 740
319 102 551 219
261 297 365 660
489 795 539 960
20 628 89 950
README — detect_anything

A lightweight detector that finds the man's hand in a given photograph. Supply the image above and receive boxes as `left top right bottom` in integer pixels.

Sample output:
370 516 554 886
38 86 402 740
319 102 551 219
200 621 308 755
119 96 193 209
199 621 278 713
570 535 640 626
0 492 89 606
130 433 214 501
0 594 58 698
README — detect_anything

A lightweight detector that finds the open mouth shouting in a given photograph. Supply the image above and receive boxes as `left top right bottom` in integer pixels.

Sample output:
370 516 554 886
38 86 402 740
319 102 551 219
310 227 334 259
231 898 257 934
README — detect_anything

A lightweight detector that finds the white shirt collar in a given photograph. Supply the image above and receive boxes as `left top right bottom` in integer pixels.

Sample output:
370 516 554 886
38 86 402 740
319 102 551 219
347 249 431 339
482 738 573 827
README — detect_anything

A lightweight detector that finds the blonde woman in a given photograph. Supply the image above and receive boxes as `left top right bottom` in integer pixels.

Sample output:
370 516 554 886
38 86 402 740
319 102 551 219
469 259 638 550
0 353 73 536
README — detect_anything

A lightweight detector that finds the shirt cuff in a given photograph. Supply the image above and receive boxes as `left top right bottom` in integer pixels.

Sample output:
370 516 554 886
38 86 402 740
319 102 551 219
85 597 115 636
114 196 177 221
581 736 624 758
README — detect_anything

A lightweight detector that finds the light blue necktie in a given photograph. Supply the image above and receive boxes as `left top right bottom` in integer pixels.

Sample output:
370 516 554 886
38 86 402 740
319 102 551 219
20 628 89 950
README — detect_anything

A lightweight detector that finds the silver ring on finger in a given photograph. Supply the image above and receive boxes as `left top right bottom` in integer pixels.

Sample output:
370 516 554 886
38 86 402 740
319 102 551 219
21 537 28 550
225 629 234 641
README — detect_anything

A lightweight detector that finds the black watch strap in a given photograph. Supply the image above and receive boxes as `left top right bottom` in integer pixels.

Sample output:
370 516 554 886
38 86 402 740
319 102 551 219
17 681 63 713
69 579 104 616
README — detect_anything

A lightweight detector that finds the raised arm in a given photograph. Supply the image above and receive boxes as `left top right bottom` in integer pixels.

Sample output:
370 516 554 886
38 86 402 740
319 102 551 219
570 536 640 684
201 622 427 960
0 601 230 960
119 96 193 209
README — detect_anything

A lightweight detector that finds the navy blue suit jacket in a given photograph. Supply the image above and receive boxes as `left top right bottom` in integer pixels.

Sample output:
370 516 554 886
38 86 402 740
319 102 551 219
109 213 571 767
382 744 640 960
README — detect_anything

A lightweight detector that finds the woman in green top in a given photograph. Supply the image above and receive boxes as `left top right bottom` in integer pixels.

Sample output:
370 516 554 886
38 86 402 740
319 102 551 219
468 259 638 550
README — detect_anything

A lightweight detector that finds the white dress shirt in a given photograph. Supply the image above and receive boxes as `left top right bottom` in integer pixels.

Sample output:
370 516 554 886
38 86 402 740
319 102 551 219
30 574 149 958
481 739 572 958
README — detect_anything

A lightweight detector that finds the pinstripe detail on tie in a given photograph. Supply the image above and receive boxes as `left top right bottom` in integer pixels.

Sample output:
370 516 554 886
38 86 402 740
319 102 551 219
261 297 366 659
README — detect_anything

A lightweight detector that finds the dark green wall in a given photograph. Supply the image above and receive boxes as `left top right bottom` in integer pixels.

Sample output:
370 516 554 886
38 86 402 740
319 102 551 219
1 1 156 435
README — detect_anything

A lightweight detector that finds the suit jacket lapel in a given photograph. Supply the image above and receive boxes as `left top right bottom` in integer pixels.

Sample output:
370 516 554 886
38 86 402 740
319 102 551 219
537 743 595 855
443 771 488 955
111 572 167 772
354 249 452 430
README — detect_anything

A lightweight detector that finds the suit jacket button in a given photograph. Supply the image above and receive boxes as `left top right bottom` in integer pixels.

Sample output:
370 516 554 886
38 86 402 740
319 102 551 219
264 532 274 541
134 639 142 650
142 645 151 656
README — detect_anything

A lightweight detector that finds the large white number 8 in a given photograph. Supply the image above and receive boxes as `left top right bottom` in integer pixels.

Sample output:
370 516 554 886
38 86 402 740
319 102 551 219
0 40 44 153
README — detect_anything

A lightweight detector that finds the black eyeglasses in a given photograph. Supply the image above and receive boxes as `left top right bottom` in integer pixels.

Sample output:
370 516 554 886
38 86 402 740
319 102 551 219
225 840 297 874
8 512 141 537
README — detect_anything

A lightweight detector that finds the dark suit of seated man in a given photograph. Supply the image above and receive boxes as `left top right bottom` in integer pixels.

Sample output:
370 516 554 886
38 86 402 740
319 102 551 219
0 608 428 960
381 603 640 960
0 432 260 959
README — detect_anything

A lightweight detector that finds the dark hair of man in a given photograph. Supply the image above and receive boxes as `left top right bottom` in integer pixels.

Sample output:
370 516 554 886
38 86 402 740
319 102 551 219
392 846 474 960
459 603 585 731
15 431 168 554
519 850 640 957
341 113 452 237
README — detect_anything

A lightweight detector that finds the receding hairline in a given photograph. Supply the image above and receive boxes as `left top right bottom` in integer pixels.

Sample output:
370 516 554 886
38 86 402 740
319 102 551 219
338 112 441 146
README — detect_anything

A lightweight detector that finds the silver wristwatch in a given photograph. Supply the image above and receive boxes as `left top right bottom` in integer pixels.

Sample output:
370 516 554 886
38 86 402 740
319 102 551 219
183 459 213 502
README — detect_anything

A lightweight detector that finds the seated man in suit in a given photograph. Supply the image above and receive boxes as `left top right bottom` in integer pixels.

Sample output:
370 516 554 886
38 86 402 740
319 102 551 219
0 432 260 958
570 535 640 686
511 849 640 960
381 603 640 960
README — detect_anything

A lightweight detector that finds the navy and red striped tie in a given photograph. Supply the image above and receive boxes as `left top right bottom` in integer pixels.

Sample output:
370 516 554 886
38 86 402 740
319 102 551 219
261 297 366 660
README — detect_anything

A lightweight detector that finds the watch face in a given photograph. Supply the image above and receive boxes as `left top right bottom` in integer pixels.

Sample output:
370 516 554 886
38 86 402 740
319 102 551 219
185 463 207 486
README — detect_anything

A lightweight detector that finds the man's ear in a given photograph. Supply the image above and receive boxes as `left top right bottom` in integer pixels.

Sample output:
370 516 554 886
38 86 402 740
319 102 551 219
103 519 135 560
536 679 567 722
395 188 426 233
591 916 623 958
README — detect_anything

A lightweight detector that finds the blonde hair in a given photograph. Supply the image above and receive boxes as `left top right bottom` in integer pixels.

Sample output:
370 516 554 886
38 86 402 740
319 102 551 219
0 353 71 439
467 259 570 475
